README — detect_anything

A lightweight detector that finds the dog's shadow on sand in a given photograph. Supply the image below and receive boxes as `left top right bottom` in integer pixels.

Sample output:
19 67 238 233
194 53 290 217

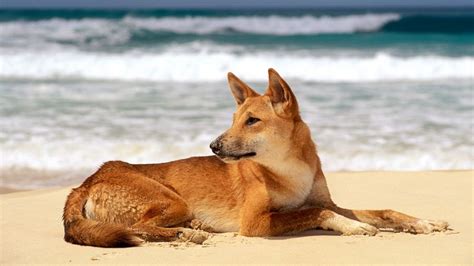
263 229 341 240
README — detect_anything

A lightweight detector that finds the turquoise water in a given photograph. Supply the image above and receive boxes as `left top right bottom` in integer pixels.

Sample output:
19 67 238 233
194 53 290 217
0 8 473 189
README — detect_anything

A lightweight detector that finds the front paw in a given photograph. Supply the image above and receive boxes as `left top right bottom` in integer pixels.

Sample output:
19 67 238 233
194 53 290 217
405 219 449 234
343 221 378 236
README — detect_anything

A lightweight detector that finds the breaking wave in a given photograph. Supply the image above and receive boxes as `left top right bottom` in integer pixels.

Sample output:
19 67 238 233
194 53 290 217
1 49 472 82
0 13 400 39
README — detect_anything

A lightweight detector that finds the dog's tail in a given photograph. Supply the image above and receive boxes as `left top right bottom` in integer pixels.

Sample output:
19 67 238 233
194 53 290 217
62 186 143 247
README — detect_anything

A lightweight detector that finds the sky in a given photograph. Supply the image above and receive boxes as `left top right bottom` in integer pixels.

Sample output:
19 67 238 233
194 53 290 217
1 0 473 9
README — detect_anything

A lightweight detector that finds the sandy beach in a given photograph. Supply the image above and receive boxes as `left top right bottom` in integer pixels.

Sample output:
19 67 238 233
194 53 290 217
0 170 471 264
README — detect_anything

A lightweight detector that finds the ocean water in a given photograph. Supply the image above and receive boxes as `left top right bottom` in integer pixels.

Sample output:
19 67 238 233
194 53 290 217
0 8 473 189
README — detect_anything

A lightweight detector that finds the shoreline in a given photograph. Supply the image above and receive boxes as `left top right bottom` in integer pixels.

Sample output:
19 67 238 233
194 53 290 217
0 187 23 194
1 170 472 264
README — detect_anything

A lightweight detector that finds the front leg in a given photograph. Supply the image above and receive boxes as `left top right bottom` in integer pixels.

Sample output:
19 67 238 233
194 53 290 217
240 207 378 237
332 207 448 234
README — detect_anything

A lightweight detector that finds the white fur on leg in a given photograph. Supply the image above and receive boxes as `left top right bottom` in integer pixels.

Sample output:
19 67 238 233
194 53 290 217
84 198 96 219
319 213 378 236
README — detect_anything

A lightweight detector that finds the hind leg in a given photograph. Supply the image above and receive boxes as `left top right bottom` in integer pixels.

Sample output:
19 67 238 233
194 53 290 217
130 207 210 244
130 222 210 244
332 207 448 234
86 161 209 243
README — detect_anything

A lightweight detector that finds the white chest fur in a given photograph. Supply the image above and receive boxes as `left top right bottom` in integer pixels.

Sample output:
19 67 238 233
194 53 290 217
266 160 315 210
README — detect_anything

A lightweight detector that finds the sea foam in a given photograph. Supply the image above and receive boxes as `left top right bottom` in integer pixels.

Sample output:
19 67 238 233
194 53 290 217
1 136 471 189
1 79 472 189
1 50 472 82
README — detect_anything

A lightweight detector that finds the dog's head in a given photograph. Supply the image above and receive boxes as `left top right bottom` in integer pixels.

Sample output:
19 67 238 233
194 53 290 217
210 68 303 164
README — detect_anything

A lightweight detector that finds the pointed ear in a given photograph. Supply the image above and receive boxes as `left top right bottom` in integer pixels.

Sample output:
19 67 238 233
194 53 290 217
227 72 259 105
265 68 300 118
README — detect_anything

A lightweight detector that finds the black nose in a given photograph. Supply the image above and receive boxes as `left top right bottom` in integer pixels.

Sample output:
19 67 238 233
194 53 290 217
210 140 222 155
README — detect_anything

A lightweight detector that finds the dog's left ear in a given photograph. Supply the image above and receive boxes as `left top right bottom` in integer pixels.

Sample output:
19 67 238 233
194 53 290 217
265 68 300 119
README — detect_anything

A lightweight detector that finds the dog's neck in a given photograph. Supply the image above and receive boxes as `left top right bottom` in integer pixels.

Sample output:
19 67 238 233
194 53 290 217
256 121 319 182
253 121 319 209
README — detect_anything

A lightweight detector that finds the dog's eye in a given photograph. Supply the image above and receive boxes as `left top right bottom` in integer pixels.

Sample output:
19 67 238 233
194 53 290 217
246 117 260 126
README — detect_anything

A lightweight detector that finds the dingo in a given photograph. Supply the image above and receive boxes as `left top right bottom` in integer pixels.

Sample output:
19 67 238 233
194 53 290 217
63 69 448 247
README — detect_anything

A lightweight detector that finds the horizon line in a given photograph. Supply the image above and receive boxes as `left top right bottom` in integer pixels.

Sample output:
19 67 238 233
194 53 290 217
1 5 473 10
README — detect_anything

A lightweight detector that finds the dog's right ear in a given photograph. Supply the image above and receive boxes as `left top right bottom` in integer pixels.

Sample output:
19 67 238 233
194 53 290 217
265 68 300 119
227 72 259 105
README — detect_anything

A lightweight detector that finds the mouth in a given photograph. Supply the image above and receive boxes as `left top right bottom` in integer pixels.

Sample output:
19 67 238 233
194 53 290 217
217 151 257 161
